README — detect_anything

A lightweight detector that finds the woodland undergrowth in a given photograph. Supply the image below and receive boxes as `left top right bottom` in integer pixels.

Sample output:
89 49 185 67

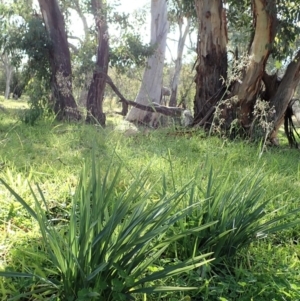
0 100 300 300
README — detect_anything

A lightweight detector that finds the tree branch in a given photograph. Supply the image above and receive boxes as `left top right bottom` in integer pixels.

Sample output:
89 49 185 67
105 74 183 117
68 35 83 44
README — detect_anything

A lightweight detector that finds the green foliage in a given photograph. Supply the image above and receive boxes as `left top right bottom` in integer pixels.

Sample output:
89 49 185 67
72 39 97 89
195 242 300 301
110 33 155 72
0 158 214 300
273 0 300 60
173 0 197 20
0 4 51 74
0 3 51 112
227 0 300 61
227 0 252 55
20 77 52 125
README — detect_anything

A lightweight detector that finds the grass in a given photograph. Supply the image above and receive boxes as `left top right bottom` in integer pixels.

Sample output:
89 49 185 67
0 98 300 300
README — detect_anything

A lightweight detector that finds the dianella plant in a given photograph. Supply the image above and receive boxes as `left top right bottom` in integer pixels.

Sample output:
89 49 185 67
0 159 215 301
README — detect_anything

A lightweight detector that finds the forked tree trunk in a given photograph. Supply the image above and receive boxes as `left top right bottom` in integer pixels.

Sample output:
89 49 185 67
126 0 169 126
86 0 109 126
193 0 228 123
236 0 277 129
38 0 80 120
169 17 191 107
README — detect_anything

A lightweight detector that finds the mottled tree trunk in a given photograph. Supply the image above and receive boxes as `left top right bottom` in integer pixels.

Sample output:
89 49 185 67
86 0 109 126
236 0 277 129
169 17 191 107
193 0 228 124
126 0 169 126
38 0 80 120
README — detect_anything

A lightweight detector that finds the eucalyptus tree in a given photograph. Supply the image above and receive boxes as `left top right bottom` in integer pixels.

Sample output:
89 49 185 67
126 0 169 126
37 0 80 120
0 0 74 116
69 0 153 125
193 0 300 145
1 0 156 125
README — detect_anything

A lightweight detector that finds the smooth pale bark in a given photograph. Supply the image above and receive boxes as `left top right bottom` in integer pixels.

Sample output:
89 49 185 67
193 0 228 123
169 17 191 107
38 0 80 120
2 53 14 99
269 50 300 143
126 0 169 126
237 0 277 128
86 0 109 126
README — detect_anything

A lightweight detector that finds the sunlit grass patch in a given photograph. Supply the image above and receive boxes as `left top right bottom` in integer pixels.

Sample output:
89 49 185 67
0 99 300 300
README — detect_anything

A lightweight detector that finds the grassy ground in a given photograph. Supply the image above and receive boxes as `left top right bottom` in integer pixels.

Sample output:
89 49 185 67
0 98 300 300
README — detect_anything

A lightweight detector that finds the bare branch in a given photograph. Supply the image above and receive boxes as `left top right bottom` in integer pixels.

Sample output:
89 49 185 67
105 74 183 117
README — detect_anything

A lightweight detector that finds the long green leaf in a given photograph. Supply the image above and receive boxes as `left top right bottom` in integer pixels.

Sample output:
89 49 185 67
131 286 199 294
0 179 37 219
135 254 214 286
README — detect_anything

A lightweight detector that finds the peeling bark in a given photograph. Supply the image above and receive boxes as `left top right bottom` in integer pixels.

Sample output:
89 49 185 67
193 0 228 124
237 0 277 128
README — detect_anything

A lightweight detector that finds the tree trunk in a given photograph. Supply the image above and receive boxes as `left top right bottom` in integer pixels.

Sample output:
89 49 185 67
169 17 191 107
193 0 228 124
126 0 169 127
3 53 14 99
38 0 80 120
85 0 109 126
269 50 300 143
236 0 277 129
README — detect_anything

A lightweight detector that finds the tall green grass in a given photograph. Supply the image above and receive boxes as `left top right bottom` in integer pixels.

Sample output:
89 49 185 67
168 167 300 267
